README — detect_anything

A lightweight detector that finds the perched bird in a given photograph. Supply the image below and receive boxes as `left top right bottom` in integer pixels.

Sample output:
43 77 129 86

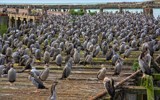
19 54 29 66
111 53 119 66
2 63 11 76
138 52 152 77
143 50 152 67
18 56 34 73
60 58 72 79
31 67 40 76
84 54 93 66
123 48 132 59
44 51 50 64
6 47 12 63
0 65 5 77
55 54 63 67
106 46 114 61
113 58 123 75
48 81 58 100
8 63 16 85
39 64 50 81
28 72 47 92
73 49 80 64
35 49 41 61
12 51 20 63
103 77 115 100
97 66 106 80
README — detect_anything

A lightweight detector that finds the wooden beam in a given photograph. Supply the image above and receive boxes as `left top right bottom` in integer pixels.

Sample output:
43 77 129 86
122 86 160 95
89 70 141 100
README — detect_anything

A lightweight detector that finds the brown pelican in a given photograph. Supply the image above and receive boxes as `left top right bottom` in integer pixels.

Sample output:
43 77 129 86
113 58 123 75
97 66 106 80
103 77 115 100
73 48 80 64
39 64 50 81
138 52 152 77
60 58 72 79
44 51 50 64
0 65 5 77
8 63 16 85
28 72 48 92
55 54 63 67
123 48 132 59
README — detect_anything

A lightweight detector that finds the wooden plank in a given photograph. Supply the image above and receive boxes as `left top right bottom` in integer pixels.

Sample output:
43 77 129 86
122 86 160 95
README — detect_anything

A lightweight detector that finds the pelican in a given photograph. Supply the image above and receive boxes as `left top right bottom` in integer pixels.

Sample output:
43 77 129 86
123 48 132 59
39 64 50 81
73 49 80 65
0 65 4 77
113 58 123 75
103 77 115 100
55 54 63 67
8 63 16 85
48 81 58 100
138 52 152 77
60 58 72 79
111 53 119 66
28 72 47 92
97 66 106 80
44 51 50 64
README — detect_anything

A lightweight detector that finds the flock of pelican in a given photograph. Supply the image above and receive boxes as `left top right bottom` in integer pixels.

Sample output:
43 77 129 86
0 11 160 99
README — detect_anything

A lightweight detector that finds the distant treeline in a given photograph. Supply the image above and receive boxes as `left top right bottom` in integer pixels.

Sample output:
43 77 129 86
69 9 96 15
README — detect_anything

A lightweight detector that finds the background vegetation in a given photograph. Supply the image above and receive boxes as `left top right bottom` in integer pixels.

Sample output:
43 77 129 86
69 9 96 15
0 24 7 36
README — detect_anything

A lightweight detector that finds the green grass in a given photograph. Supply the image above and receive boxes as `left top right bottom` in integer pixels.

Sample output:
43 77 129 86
0 24 7 35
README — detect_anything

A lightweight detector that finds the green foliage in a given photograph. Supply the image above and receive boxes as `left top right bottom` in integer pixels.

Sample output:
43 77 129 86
0 24 7 36
69 9 78 15
89 12 96 15
69 9 96 16
88 10 97 15
132 60 139 71
77 9 85 15
141 75 154 100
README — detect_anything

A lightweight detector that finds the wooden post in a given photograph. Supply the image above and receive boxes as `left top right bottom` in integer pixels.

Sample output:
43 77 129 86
119 7 123 13
16 8 19 14
28 6 32 15
143 6 153 16
8 17 12 28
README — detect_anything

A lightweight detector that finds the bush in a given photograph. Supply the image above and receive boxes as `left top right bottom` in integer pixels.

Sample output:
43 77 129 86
89 12 96 16
69 9 77 15
0 24 7 36
69 9 85 15
132 60 139 71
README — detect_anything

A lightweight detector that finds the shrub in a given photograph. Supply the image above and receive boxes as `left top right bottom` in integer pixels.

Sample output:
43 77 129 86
132 60 139 71
0 24 7 36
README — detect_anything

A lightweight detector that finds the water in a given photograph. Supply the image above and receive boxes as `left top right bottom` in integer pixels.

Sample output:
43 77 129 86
0 0 146 5
0 0 159 20
0 0 159 18
86 8 159 18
